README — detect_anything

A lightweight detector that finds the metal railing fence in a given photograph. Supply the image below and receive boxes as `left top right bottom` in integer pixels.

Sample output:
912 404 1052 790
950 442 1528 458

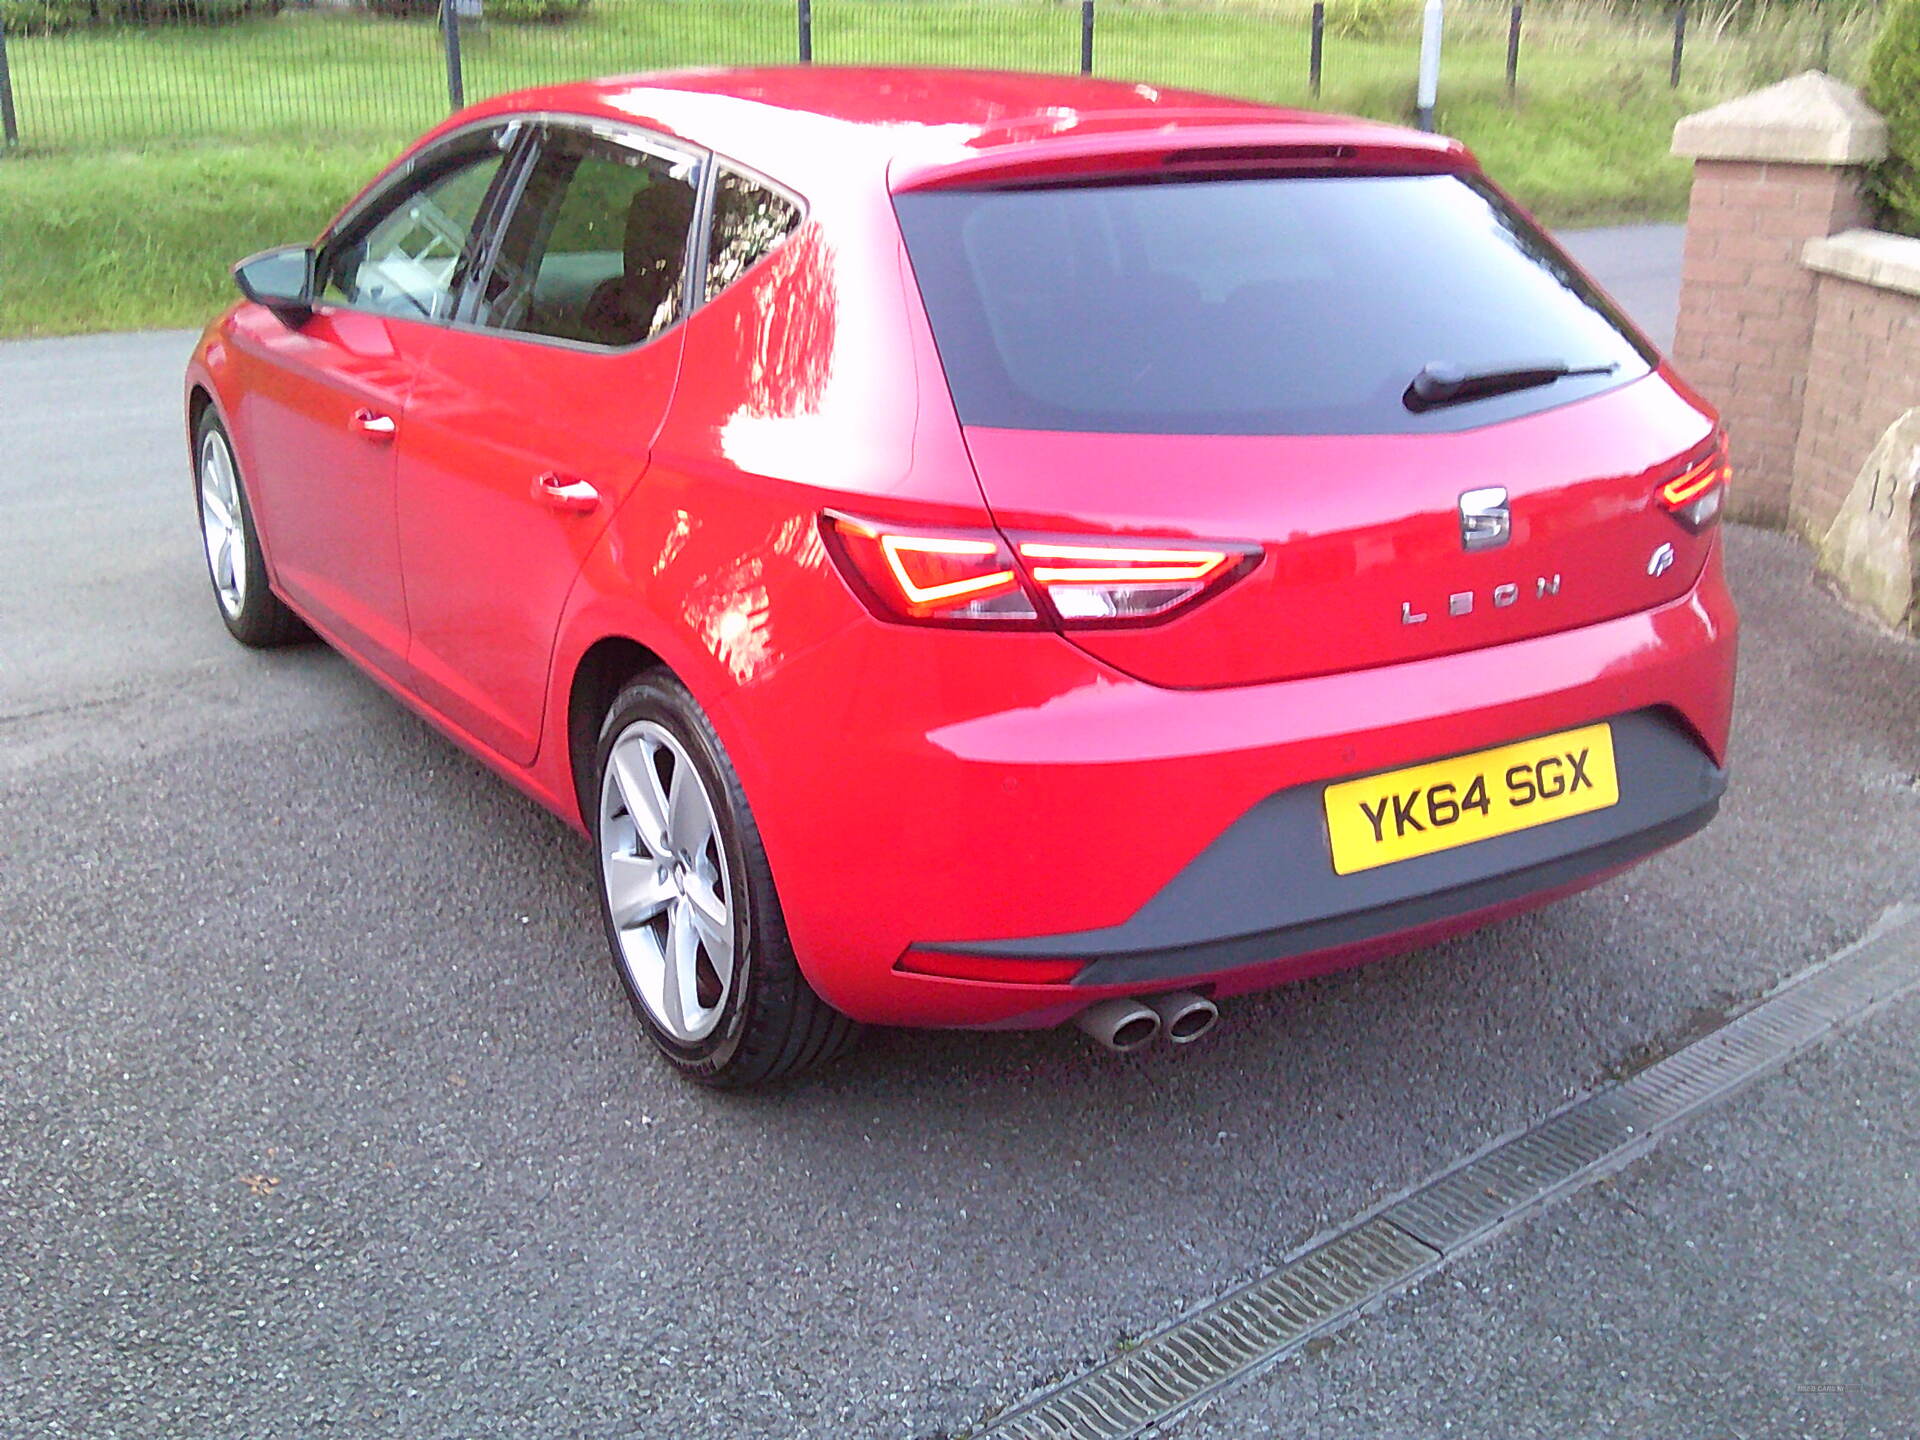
0 0 1882 154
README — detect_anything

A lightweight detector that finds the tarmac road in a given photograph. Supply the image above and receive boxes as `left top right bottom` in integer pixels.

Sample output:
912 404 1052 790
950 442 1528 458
1 233 1916 1438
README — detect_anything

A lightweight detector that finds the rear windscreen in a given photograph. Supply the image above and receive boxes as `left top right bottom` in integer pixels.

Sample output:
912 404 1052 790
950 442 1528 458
894 172 1655 436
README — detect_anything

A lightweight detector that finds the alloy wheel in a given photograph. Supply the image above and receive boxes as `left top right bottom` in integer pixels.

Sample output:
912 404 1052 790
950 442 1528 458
598 720 738 1045
198 430 247 618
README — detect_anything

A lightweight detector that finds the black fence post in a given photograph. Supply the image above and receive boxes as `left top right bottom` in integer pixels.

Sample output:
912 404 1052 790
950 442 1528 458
441 0 465 111
0 15 19 150
1670 0 1686 89
1080 0 1094 76
1505 2 1522 95
798 0 812 63
1310 1 1324 99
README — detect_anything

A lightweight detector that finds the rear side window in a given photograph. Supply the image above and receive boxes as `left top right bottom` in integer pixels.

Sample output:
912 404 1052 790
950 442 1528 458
895 173 1654 436
478 131 699 348
704 168 802 300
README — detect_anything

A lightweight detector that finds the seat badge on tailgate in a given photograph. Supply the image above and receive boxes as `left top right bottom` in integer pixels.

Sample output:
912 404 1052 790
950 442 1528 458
1458 486 1510 551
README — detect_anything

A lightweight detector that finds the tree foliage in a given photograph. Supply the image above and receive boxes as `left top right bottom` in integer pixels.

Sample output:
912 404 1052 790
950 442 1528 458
1 0 276 32
1865 0 1920 234
0 0 586 29
1322 0 1416 43
481 0 591 21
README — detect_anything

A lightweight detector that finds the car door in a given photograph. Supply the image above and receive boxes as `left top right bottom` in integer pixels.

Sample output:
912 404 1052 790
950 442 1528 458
227 122 519 677
394 121 704 765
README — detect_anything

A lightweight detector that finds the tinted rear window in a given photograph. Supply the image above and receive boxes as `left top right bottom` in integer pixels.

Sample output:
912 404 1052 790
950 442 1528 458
895 173 1654 436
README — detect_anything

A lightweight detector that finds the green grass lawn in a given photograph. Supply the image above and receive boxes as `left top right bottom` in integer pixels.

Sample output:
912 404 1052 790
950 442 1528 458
0 140 399 334
0 0 1852 336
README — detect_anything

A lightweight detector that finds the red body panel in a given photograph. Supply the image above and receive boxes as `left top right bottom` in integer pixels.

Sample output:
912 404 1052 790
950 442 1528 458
396 325 684 763
185 67 1738 1034
222 306 424 678
963 372 1716 688
709 540 1735 1026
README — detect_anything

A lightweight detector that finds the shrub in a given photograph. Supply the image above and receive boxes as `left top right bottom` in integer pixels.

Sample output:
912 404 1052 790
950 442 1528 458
482 0 590 21
1 0 95 31
0 0 275 31
1864 0 1920 235
1322 0 1417 43
182 0 265 18
362 0 588 19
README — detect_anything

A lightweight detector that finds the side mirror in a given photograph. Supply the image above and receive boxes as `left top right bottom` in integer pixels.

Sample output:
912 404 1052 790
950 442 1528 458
233 246 315 327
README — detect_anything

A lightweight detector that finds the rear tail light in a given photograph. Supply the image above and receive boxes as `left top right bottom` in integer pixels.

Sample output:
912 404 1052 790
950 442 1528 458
1657 435 1730 532
822 514 1040 625
823 512 1258 628
1015 540 1251 622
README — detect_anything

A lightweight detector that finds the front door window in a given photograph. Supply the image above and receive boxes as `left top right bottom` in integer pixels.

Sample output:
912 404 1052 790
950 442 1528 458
318 144 508 323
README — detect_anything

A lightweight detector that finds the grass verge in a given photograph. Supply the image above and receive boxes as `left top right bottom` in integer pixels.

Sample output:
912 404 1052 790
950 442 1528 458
1 140 400 336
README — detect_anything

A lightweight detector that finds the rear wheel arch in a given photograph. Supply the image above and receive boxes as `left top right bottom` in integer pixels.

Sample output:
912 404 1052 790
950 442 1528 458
567 635 666 824
563 629 775 830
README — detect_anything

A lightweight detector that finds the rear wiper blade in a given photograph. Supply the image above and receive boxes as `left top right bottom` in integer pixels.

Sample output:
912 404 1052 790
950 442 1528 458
1403 358 1619 412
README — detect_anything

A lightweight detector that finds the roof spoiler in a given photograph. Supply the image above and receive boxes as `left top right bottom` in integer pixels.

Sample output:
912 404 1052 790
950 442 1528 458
889 122 1470 193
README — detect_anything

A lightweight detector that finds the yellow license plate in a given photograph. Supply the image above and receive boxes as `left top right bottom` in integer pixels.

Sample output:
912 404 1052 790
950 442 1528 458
1323 723 1619 876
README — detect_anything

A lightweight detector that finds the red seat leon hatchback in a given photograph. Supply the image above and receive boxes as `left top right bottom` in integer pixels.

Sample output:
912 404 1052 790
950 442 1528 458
187 67 1736 1085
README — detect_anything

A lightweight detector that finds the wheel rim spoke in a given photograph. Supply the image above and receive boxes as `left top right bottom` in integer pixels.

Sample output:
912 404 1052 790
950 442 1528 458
665 760 714 859
604 850 674 930
610 738 671 856
667 900 704 1033
684 872 733 977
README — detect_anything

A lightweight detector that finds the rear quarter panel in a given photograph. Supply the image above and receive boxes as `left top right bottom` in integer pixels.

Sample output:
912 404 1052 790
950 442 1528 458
542 147 991 827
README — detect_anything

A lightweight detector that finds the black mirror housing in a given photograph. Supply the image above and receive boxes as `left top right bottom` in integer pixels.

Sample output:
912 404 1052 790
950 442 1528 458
233 246 315 327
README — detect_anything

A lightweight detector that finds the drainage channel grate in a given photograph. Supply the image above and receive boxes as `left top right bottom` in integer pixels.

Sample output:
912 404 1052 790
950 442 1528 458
984 1218 1439 1440
975 905 1920 1440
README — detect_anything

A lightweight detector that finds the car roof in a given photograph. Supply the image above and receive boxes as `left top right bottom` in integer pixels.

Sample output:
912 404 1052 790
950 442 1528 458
459 66 1462 196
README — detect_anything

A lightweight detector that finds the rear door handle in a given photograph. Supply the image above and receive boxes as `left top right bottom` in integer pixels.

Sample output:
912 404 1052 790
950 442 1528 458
351 408 397 440
533 471 600 513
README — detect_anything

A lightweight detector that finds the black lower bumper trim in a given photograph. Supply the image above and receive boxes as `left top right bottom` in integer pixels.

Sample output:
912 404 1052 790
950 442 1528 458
913 708 1727 990
1065 799 1716 987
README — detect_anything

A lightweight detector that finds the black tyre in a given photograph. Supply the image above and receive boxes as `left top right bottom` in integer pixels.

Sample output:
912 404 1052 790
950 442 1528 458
592 671 860 1087
193 409 307 648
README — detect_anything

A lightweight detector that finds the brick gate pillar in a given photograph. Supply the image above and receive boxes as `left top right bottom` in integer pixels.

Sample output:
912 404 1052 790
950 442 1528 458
1670 72 1888 526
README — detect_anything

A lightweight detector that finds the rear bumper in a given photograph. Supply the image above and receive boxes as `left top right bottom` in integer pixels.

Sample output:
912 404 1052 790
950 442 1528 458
731 537 1737 1029
916 707 1724 987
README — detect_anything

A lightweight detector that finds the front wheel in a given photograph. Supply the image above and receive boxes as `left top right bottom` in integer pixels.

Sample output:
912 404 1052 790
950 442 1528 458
194 411 307 648
593 673 859 1087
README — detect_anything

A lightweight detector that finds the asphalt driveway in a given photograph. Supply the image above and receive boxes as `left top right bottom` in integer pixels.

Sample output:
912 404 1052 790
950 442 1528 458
1 230 1916 1438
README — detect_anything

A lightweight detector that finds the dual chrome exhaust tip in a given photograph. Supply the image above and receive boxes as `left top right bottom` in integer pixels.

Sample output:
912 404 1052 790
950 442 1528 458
1073 991 1219 1054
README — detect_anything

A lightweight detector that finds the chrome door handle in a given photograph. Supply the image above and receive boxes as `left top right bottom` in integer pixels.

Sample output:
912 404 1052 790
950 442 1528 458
352 408 397 439
533 471 600 512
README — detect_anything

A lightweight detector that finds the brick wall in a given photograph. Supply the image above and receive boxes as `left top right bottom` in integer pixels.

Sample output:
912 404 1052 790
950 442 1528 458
1671 159 1876 526
1792 274 1920 538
